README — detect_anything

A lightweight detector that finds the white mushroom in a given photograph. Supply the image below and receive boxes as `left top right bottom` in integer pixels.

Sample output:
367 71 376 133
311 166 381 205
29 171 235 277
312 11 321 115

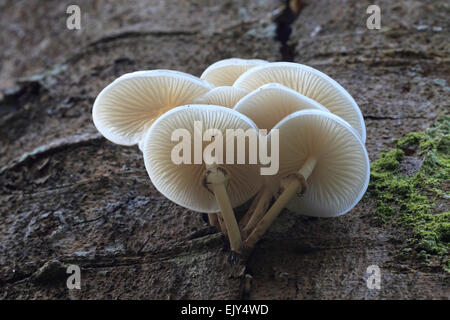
234 83 329 237
245 109 370 248
193 86 249 109
92 70 213 147
234 83 329 132
142 104 263 252
234 62 366 143
201 58 268 87
234 83 328 236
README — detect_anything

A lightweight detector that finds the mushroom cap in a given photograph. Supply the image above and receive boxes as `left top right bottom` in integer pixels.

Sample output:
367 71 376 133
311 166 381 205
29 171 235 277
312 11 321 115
234 83 329 132
267 109 370 217
234 62 366 143
193 86 248 108
92 70 213 146
143 104 263 213
201 58 268 86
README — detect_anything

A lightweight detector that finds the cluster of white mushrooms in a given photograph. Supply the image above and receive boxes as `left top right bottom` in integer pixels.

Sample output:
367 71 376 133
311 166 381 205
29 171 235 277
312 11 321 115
92 58 370 254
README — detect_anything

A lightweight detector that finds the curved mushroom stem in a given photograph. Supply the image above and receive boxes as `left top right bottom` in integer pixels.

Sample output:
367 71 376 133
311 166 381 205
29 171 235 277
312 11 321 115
239 187 263 229
242 186 273 238
245 157 317 249
208 213 221 229
205 164 242 253
216 212 228 236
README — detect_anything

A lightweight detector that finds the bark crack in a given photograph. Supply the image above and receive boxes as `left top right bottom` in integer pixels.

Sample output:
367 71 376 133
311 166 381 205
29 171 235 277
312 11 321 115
0 133 103 175
273 0 305 61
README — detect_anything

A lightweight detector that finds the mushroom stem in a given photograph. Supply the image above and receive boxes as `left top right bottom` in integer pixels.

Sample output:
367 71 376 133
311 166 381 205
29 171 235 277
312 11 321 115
245 157 317 248
206 165 242 253
216 212 228 236
239 187 263 229
242 186 273 238
208 213 221 229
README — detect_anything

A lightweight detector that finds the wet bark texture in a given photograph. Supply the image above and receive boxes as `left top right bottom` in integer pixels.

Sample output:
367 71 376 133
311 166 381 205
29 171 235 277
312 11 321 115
0 0 448 299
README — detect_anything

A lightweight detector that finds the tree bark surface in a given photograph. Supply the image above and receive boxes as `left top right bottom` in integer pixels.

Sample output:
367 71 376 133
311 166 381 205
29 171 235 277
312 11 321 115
0 0 448 299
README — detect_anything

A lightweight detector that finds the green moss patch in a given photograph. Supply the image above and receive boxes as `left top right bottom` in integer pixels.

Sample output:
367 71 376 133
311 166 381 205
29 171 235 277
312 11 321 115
368 116 449 272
